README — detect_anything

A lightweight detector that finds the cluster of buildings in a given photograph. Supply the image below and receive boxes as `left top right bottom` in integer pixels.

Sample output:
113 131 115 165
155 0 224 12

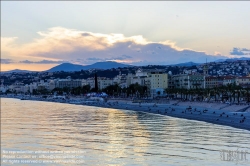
1 63 250 97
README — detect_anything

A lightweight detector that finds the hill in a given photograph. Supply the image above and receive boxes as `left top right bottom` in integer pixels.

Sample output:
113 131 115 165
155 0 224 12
47 61 133 72
171 61 200 67
215 57 250 62
1 69 36 73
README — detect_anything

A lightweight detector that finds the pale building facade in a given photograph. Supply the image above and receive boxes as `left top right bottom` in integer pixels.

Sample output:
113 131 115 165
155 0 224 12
56 79 82 89
235 77 250 87
170 73 205 89
222 76 236 86
86 77 113 90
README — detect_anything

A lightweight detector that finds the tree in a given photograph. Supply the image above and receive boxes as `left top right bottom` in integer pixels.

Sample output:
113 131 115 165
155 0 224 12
71 86 82 95
102 84 121 96
52 88 63 95
82 85 91 94
5 89 11 95
32 89 39 95
62 87 70 94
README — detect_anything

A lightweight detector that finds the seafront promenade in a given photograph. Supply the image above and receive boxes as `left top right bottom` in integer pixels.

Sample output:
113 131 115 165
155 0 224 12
1 95 250 131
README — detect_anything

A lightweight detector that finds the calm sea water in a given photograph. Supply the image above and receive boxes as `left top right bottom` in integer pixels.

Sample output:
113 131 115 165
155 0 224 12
1 98 250 166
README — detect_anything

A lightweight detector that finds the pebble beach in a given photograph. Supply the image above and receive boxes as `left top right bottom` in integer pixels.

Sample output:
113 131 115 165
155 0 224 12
1 95 250 131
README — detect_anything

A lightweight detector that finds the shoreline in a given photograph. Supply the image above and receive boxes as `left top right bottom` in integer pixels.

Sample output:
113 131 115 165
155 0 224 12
86 100 250 131
1 96 250 131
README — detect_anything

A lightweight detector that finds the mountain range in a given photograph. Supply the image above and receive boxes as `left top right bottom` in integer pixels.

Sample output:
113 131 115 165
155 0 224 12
2 57 250 73
1 69 37 73
46 61 133 72
1 61 131 73
170 61 200 67
215 57 250 62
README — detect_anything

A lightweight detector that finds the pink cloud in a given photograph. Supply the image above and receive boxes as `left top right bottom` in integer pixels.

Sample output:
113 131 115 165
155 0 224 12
1 27 229 65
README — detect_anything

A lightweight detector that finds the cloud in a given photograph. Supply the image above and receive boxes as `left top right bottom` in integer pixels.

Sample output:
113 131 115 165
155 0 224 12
108 55 132 60
19 60 68 64
1 27 230 65
230 47 250 56
242 48 250 51
86 57 104 61
1 59 13 64
214 51 222 56
85 55 132 63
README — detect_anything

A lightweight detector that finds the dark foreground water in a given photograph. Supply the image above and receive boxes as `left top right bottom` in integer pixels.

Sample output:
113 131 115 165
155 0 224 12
1 98 250 166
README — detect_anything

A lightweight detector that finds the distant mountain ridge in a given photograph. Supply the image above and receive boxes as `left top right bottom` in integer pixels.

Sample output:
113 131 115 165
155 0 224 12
215 57 250 62
46 61 133 72
170 61 200 67
1 69 37 73
3 58 250 73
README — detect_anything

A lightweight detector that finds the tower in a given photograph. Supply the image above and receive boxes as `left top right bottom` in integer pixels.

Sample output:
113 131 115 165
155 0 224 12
94 73 98 92
203 59 209 76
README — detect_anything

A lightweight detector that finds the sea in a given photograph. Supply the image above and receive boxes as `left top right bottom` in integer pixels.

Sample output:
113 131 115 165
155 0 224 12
1 98 250 166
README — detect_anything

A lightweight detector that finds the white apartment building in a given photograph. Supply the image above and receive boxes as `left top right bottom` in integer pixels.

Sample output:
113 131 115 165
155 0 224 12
113 72 127 87
56 79 82 89
29 83 38 93
126 69 169 97
126 73 134 87
131 76 148 86
49 80 56 90
20 84 30 93
235 77 250 86
82 79 88 86
8 83 23 92
170 73 205 89
135 69 148 77
86 77 113 90
222 76 236 86
98 78 113 90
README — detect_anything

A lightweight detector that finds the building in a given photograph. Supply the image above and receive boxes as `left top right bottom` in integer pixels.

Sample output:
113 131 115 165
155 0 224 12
56 79 82 89
126 69 169 97
20 84 30 93
203 62 209 76
206 76 221 88
168 71 174 89
148 71 168 89
29 83 38 93
126 73 134 87
131 76 148 86
130 69 149 86
8 83 24 92
49 80 56 90
0 86 7 93
222 76 236 86
171 73 205 89
147 71 168 97
235 76 250 87
98 78 113 90
135 69 148 77
86 77 113 90
113 71 128 88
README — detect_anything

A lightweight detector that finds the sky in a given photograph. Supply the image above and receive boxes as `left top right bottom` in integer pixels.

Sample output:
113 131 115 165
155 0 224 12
1 1 250 71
